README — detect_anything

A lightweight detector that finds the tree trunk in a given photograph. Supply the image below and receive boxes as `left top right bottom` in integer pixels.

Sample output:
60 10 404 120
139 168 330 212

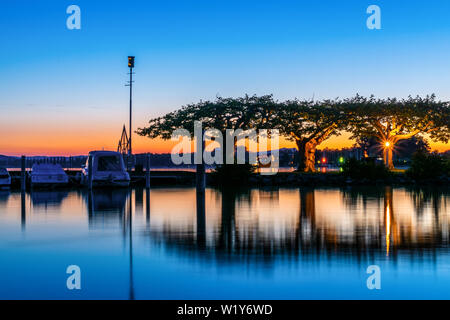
296 140 317 172
221 130 228 165
296 140 305 171
383 147 394 169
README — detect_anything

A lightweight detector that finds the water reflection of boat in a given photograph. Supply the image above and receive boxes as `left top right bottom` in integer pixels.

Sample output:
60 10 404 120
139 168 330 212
0 189 10 205
0 168 11 189
86 189 128 228
29 164 69 187
81 151 130 187
31 190 68 208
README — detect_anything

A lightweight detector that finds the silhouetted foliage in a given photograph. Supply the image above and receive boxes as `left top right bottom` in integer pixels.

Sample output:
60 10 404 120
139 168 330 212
345 94 450 168
276 99 347 172
354 136 381 158
138 94 449 179
395 136 430 159
341 158 390 180
407 151 447 180
137 95 278 166
211 164 256 186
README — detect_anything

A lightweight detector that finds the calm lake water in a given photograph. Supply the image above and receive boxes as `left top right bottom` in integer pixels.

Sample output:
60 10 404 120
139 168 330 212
0 186 449 299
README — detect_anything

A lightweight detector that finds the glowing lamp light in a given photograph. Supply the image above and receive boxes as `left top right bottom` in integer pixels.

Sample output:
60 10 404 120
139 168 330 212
322 157 327 163
339 157 344 163
385 141 391 148
128 56 135 68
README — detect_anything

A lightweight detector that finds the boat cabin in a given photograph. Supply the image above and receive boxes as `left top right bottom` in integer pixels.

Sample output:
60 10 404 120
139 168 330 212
30 163 69 187
0 168 11 188
82 151 130 187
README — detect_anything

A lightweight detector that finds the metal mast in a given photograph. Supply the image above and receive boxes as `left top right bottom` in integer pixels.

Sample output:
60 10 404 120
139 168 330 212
126 56 135 156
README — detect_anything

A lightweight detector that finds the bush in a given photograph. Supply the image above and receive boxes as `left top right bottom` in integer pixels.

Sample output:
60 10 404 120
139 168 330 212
134 164 143 174
407 151 447 180
210 164 256 185
341 158 390 180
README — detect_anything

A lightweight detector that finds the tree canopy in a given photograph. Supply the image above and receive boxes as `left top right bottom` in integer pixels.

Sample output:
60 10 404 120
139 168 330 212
138 94 450 172
137 95 277 138
275 99 346 171
344 95 450 168
137 95 278 165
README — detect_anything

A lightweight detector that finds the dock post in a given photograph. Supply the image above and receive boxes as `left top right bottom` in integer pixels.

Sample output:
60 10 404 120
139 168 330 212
196 190 206 247
145 153 150 189
21 155 26 191
145 188 150 226
88 156 93 190
21 190 26 231
196 162 205 192
196 131 206 193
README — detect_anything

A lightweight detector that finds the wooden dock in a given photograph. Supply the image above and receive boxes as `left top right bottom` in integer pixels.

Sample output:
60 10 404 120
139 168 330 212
8 169 197 189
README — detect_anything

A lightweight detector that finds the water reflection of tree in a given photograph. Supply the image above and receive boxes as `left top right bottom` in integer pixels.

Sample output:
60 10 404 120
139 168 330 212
196 189 206 248
342 186 385 212
217 188 238 253
344 186 450 255
408 187 448 218
295 188 316 251
299 188 384 258
143 186 449 266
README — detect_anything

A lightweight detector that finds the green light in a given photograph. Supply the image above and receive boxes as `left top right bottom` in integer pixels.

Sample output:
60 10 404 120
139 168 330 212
339 157 344 163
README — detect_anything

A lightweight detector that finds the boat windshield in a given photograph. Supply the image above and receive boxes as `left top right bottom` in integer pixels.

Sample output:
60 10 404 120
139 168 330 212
0 169 8 175
85 156 90 168
97 156 122 171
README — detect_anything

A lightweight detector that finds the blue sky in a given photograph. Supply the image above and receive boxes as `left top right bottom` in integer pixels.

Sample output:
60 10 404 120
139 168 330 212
1 0 450 154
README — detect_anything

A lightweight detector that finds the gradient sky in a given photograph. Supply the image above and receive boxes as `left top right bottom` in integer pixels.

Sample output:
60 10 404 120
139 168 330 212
1 0 449 156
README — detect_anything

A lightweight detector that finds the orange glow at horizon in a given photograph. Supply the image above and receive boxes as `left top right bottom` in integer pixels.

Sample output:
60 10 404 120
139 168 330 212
0 127 448 156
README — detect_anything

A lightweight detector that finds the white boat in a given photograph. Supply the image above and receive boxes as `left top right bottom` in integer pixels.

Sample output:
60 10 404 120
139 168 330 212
0 168 11 189
81 151 130 187
30 163 69 187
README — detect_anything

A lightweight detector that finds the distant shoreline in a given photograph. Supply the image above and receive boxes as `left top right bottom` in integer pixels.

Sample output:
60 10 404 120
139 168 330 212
4 169 449 189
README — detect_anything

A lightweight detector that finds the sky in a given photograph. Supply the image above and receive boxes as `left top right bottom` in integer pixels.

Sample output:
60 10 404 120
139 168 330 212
0 0 449 156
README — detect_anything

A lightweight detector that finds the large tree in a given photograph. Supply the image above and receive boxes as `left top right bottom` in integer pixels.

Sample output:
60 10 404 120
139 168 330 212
137 95 277 165
346 95 450 169
276 99 345 172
